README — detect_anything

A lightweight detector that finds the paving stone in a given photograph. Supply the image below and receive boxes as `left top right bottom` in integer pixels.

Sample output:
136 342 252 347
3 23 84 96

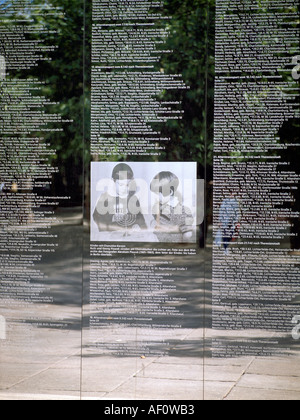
106 377 204 400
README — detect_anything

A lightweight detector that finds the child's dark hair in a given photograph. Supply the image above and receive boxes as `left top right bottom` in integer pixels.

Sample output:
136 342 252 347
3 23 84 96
112 163 134 182
150 171 179 196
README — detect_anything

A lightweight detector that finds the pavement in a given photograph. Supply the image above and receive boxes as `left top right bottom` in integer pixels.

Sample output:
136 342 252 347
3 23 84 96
0 208 299 400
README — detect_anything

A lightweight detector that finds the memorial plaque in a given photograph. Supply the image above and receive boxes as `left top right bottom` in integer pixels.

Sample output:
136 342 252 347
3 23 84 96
81 0 205 400
0 0 83 400
0 0 299 402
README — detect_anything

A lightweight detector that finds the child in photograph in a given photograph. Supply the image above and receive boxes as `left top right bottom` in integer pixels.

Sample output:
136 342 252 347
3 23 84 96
150 171 195 243
93 163 147 237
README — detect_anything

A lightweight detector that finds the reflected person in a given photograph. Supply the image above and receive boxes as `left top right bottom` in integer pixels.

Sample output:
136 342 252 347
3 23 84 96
218 191 240 255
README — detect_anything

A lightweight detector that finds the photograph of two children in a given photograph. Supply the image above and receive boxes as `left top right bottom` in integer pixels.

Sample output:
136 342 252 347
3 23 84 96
91 162 199 243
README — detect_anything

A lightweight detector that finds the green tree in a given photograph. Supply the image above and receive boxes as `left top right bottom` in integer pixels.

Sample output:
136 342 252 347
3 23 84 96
1 0 215 201
158 0 215 172
1 0 85 203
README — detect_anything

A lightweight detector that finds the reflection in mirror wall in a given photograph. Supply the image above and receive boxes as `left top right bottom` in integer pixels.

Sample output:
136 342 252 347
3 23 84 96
0 0 299 401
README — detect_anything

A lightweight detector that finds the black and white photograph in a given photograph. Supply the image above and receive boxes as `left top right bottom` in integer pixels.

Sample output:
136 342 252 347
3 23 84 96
91 162 198 243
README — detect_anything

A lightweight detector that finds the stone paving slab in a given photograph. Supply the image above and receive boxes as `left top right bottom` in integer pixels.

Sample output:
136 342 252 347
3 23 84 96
1 333 300 400
105 376 204 400
225 388 300 401
0 212 299 400
236 373 300 393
